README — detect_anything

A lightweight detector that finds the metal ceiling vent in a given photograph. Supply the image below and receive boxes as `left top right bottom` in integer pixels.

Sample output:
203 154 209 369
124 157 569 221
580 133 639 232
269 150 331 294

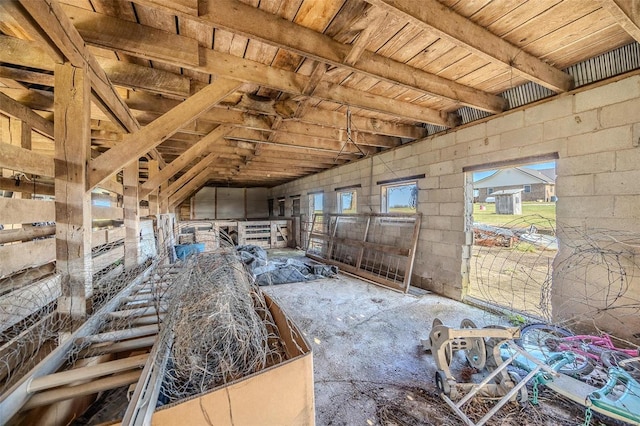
426 42 640 134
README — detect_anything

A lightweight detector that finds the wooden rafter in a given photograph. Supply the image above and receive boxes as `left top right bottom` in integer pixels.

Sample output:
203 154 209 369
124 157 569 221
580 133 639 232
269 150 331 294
89 79 240 189
139 125 233 198
56 4 459 127
601 0 640 42
138 0 507 113
367 0 574 93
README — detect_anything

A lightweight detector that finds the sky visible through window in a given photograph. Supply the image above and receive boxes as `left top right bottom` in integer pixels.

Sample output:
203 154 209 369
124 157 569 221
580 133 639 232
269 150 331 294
472 161 555 182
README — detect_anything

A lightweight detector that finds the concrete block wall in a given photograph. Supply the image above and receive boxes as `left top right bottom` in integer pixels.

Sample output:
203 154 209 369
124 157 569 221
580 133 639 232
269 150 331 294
271 73 640 338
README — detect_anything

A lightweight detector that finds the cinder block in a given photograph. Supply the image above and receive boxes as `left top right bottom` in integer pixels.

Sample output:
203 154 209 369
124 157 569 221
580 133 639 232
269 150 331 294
487 110 524 136
595 170 640 195
600 97 640 128
456 122 487 144
555 175 594 197
442 230 465 244
524 95 573 125
567 126 631 157
440 143 468 161
500 124 543 148
428 215 452 230
429 160 455 176
543 110 598 140
557 152 615 176
427 188 453 203
614 195 640 219
574 75 640 112
439 202 464 217
556 195 614 218
418 150 441 165
421 176 439 189
438 173 463 189
467 135 500 156
432 241 457 259
431 131 455 150
417 201 439 216
616 148 640 171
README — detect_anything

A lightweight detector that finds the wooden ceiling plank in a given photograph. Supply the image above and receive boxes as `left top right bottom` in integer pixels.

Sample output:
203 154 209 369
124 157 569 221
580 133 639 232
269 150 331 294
53 6 458 126
89 79 240 189
0 92 53 139
601 0 640 43
197 0 506 112
17 0 140 134
367 0 574 93
139 125 232 197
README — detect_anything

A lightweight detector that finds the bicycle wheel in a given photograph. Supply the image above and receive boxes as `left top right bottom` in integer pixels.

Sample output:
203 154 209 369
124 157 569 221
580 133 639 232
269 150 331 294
601 350 640 379
517 323 594 377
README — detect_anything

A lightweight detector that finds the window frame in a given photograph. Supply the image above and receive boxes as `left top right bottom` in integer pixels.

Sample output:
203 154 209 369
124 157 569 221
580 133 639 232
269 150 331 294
337 190 357 214
523 184 532 193
380 181 418 213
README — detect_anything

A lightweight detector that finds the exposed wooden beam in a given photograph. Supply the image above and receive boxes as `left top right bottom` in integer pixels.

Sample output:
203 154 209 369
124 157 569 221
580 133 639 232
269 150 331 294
602 0 640 42
54 62 92 319
139 125 232 198
344 11 388 66
58 5 461 125
17 0 140 133
142 0 507 113
0 91 53 138
367 0 574 93
89 79 240 189
167 168 211 207
163 152 219 198
0 35 191 99
0 142 54 177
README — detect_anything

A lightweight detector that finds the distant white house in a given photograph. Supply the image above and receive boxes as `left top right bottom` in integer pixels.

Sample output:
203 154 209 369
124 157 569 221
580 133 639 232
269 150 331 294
474 167 556 202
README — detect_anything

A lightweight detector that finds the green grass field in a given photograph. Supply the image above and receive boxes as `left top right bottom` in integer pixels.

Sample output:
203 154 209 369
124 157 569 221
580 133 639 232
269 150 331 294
473 202 556 227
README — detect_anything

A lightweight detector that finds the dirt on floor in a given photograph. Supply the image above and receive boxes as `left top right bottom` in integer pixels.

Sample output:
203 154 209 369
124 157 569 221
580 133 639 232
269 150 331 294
263 272 623 426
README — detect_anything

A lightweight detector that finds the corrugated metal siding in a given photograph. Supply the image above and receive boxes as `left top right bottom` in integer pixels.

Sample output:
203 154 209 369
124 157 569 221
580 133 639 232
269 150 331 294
423 42 640 135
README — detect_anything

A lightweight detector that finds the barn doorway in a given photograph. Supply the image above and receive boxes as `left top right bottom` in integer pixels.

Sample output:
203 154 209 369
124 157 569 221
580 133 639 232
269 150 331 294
464 159 557 320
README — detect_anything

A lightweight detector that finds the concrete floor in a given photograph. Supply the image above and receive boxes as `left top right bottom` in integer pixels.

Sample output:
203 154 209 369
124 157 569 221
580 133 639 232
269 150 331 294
262 273 610 425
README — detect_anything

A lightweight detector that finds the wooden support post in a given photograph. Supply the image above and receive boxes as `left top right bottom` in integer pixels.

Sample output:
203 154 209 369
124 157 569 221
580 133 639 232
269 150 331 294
9 118 32 201
124 160 140 269
54 62 92 323
147 159 159 216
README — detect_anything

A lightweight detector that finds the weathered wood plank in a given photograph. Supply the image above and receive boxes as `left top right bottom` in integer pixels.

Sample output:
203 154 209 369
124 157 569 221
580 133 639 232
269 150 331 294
93 245 124 273
0 225 55 245
91 227 126 248
92 205 124 221
0 177 54 197
0 198 55 224
54 62 93 317
139 125 232 198
89 79 240 189
368 0 573 92
0 142 54 177
602 0 640 43
0 92 53 138
18 0 140 134
123 161 140 269
0 239 56 279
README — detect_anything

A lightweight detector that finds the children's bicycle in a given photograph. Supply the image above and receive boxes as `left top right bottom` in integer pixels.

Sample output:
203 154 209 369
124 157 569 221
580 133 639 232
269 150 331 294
517 323 640 379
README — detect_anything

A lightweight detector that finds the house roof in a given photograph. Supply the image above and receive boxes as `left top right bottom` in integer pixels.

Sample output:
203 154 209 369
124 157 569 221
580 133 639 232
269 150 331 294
0 0 637 198
474 167 556 188
491 189 524 196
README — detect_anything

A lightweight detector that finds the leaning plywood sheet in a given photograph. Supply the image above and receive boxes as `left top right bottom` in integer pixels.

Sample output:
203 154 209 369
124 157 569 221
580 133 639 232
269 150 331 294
306 213 421 292
151 294 314 425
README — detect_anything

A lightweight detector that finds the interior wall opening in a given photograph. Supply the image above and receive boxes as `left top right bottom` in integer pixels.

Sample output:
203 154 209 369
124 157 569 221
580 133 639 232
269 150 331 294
465 159 557 321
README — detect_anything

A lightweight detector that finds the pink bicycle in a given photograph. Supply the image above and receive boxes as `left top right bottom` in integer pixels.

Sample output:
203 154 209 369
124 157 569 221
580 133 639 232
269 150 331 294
517 323 640 378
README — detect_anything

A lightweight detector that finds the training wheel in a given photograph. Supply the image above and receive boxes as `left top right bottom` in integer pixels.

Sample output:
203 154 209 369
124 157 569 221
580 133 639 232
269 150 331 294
461 319 487 370
508 371 529 403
